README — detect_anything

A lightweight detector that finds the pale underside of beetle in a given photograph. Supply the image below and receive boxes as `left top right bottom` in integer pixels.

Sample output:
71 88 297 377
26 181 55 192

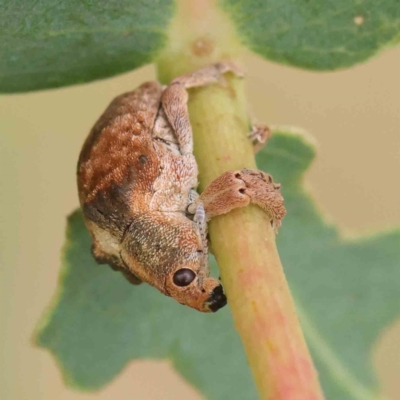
77 63 286 312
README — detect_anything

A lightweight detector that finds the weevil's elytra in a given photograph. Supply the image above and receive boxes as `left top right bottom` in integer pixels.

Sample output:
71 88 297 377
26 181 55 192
77 63 286 313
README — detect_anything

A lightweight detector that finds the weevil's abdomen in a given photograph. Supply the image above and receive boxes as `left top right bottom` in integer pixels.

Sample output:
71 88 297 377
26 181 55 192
77 82 163 228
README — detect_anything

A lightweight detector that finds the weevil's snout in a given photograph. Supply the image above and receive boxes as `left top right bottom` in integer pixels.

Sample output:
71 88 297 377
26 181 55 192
166 267 227 312
197 277 227 313
205 284 227 312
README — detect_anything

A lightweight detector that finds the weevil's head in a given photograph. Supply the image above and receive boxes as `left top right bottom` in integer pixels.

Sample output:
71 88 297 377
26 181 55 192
120 213 227 313
165 259 227 313
158 218 227 313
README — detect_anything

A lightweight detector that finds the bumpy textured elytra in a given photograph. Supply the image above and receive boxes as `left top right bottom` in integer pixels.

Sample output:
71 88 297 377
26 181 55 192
77 63 286 312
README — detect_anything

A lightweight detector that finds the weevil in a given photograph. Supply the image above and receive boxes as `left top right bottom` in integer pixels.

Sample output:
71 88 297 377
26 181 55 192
77 63 286 312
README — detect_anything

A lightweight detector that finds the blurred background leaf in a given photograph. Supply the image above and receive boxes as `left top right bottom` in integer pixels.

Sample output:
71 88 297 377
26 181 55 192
35 130 400 400
0 0 174 92
2 1 400 93
219 0 400 70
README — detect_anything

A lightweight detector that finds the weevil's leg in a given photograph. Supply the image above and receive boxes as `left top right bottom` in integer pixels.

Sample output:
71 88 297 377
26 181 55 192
119 267 143 285
188 201 215 255
117 252 143 285
239 169 286 231
160 84 192 154
193 203 208 246
171 62 244 88
249 124 271 153
161 63 244 154
188 172 250 219
90 241 142 285
193 202 209 269
188 188 200 206
188 169 286 233
106 255 143 285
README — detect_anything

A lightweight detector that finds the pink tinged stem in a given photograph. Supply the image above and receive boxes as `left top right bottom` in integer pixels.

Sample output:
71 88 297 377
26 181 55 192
186 77 325 400
157 0 326 397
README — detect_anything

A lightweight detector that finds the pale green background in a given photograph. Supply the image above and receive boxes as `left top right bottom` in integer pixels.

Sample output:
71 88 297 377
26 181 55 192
1 48 399 399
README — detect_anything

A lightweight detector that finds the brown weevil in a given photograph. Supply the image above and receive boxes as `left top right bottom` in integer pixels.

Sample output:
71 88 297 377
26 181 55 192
77 63 286 312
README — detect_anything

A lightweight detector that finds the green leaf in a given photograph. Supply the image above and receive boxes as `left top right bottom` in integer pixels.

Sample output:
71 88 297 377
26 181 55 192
0 1 174 93
35 130 400 399
219 0 400 70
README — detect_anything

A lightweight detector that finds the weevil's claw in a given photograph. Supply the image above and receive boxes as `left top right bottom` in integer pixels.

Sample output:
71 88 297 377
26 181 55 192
248 124 271 153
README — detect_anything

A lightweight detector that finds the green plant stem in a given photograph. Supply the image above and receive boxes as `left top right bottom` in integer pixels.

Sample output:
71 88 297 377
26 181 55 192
157 1 325 399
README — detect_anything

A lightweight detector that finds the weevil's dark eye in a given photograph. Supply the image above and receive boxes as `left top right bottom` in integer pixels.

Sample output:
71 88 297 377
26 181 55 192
173 269 196 287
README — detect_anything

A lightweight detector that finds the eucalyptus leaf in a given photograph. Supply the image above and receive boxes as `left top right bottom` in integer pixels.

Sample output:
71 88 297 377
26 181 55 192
35 130 400 399
220 0 400 70
0 0 174 92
